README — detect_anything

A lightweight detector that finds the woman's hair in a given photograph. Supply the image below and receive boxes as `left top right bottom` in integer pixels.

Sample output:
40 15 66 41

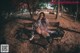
37 12 45 21
36 12 47 25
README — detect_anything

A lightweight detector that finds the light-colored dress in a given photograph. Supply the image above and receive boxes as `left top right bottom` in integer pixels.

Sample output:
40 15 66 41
36 18 49 34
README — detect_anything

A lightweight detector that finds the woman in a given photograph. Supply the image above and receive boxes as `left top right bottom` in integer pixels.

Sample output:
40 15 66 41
30 12 52 43
36 12 49 36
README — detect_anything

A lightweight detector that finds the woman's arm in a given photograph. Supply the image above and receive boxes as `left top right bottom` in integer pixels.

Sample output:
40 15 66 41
46 18 49 26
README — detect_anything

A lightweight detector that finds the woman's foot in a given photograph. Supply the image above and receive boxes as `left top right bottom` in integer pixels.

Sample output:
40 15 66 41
46 36 52 43
29 35 34 41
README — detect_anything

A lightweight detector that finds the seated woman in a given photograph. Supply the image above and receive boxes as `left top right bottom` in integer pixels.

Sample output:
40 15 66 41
30 12 52 43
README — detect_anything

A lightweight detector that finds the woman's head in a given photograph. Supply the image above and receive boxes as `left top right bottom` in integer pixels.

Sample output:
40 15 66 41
38 12 45 19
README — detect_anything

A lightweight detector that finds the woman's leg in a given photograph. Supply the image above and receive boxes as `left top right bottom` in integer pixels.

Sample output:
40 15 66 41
41 31 52 43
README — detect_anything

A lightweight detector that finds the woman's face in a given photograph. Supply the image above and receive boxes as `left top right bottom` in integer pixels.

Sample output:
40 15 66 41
40 14 44 19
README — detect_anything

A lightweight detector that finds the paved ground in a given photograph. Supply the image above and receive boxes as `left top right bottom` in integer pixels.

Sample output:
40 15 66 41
3 12 80 53
45 13 80 43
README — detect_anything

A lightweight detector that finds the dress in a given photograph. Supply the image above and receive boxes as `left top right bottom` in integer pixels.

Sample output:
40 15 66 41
37 18 48 34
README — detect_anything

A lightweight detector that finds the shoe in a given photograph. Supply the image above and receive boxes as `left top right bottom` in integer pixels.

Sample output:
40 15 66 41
43 45 47 49
29 35 34 41
46 36 52 43
42 45 49 50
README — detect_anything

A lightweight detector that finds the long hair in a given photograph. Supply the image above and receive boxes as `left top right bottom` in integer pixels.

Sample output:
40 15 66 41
37 12 45 21
36 12 47 26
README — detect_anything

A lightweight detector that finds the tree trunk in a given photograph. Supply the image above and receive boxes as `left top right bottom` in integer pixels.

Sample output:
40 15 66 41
55 0 60 19
75 0 78 22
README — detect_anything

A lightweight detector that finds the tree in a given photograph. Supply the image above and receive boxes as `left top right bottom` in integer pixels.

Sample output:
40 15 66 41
55 0 60 19
75 0 78 22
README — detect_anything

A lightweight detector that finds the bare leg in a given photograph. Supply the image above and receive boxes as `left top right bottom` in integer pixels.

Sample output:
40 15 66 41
41 31 52 43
